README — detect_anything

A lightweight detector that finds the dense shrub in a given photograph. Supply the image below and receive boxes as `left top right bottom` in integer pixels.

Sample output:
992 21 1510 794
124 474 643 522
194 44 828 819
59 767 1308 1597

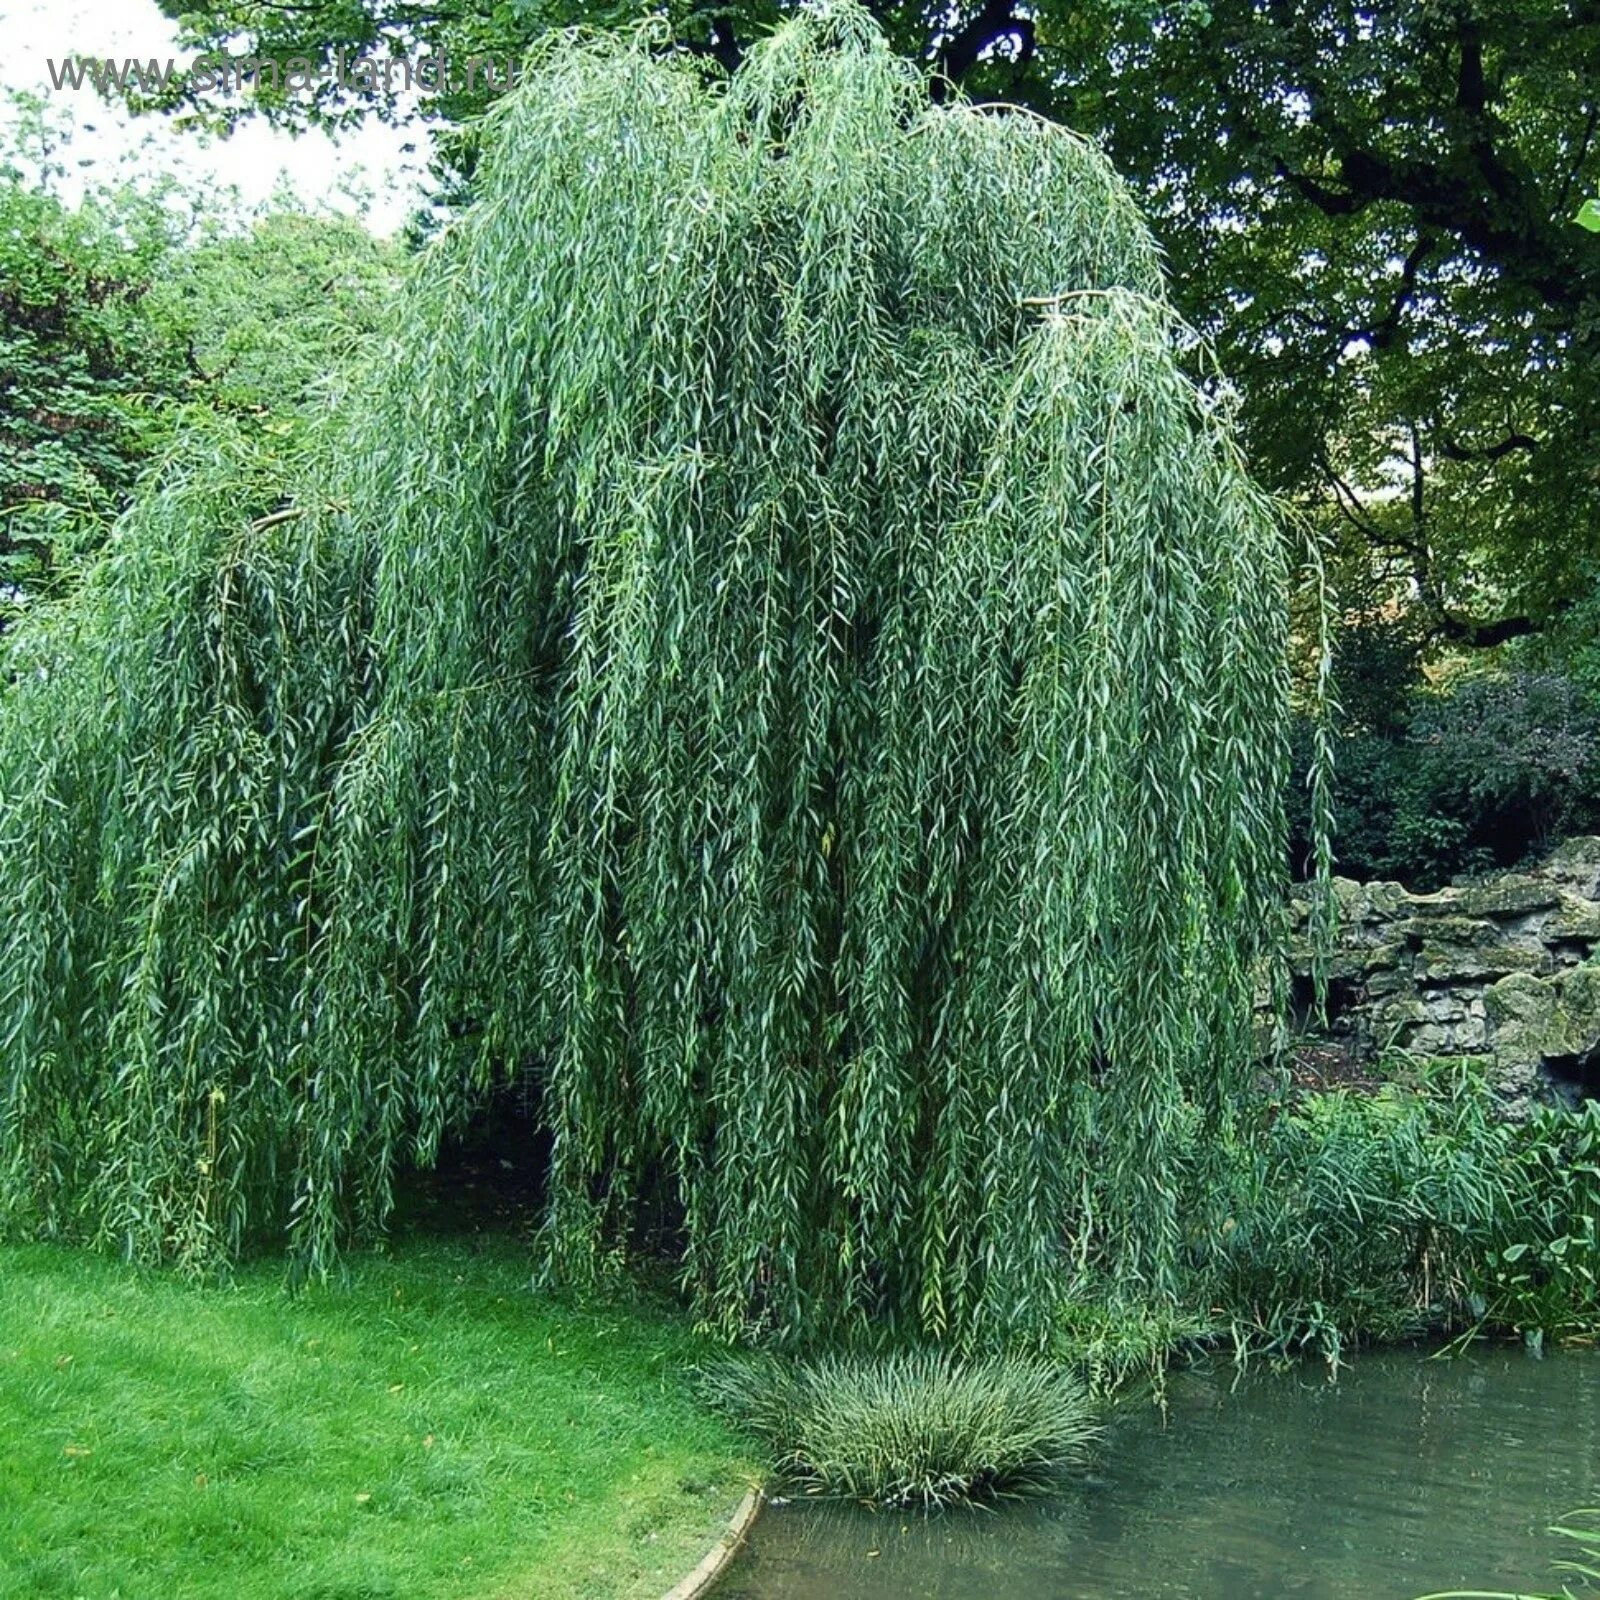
1198 1072 1600 1365
1291 670 1600 889
697 1350 1097 1507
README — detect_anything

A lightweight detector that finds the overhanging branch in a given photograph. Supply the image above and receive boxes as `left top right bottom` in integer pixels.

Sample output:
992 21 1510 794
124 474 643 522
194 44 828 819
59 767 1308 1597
1438 431 1539 462
1436 603 1570 649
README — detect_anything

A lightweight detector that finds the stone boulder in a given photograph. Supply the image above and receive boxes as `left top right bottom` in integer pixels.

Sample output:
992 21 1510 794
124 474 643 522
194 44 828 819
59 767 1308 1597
1288 838 1600 1110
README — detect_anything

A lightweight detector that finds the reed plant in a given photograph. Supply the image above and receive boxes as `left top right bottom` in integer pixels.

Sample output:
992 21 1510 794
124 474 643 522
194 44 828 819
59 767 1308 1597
1416 1509 1600 1600
1193 1071 1600 1367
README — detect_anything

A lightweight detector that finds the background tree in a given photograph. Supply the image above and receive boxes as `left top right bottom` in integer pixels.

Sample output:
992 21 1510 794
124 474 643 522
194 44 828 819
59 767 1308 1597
0 98 191 624
0 98 399 625
148 205 400 424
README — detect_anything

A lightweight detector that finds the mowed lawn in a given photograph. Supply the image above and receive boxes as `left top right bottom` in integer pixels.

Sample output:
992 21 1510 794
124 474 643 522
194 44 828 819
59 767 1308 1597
0 1239 755 1600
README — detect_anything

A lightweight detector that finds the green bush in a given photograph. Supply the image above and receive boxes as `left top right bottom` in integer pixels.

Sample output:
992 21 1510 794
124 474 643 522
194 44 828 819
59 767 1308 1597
1475 1102 1600 1344
1202 1080 1505 1363
1290 670 1600 889
1054 1298 1216 1397
697 1350 1098 1508
1039 1070 1600 1388
1200 1073 1600 1365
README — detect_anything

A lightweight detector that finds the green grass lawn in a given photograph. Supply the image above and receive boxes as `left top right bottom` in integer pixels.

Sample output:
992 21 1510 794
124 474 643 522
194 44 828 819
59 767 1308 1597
0 1238 756 1600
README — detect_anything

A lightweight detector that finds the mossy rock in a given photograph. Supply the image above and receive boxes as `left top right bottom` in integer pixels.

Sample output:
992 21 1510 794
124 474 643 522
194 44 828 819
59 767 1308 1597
1545 836 1600 869
1486 964 1600 1065
1399 889 1468 921
1460 875 1562 919
1546 897 1600 943
1400 914 1493 947
1412 942 1543 985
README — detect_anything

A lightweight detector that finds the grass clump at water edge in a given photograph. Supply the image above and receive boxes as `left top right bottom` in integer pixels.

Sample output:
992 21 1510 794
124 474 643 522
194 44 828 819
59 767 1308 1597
697 1349 1098 1509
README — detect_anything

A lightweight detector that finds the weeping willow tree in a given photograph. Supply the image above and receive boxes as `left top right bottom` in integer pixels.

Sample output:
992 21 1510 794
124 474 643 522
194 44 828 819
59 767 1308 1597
0 5 1317 1345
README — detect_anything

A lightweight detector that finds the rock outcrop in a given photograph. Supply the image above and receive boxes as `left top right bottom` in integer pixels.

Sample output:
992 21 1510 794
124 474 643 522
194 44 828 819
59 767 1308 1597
1289 837 1600 1111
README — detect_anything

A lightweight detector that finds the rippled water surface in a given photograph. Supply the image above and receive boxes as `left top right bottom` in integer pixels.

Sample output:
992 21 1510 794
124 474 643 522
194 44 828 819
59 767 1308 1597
723 1347 1600 1600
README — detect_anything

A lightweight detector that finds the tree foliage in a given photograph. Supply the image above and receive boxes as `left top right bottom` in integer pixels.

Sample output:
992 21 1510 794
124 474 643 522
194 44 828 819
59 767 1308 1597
146 0 1600 654
1085 0 1600 652
145 209 401 425
0 100 399 626
1 9 1310 1344
0 102 190 623
1291 669 1600 890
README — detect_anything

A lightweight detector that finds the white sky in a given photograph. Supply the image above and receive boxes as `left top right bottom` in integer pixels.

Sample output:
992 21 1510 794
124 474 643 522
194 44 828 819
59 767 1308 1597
0 0 426 236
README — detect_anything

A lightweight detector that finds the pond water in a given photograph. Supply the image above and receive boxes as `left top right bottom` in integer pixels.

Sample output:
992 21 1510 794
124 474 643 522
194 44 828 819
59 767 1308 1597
722 1346 1600 1600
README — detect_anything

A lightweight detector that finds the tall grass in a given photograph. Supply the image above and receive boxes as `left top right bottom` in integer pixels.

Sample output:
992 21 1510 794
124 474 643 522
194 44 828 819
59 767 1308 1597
1184 1071 1600 1368
698 1350 1097 1507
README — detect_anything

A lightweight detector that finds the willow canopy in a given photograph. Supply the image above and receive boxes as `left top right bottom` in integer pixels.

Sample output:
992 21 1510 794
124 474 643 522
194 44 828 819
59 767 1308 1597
0 6 1310 1344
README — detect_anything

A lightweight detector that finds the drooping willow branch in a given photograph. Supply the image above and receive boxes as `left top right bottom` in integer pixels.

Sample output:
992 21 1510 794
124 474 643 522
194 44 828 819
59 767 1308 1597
0 3 1319 1347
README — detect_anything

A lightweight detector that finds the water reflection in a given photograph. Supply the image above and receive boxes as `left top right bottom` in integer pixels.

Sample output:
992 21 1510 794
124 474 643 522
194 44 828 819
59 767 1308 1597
724 1347 1600 1600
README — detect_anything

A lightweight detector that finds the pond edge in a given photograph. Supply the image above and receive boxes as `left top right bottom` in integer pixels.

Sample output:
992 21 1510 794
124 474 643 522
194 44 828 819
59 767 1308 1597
659 1485 764 1600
